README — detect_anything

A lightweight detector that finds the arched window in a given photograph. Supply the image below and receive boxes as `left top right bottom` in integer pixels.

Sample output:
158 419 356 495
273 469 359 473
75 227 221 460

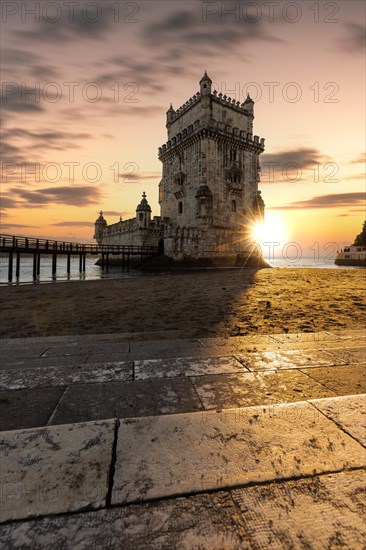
231 200 236 213
139 212 144 220
178 201 183 214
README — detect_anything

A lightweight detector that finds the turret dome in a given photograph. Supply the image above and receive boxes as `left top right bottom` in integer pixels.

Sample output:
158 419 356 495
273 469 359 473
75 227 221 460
136 192 152 212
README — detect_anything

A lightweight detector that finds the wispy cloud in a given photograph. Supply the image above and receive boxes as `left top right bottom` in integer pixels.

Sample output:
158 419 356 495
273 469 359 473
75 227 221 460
261 148 326 169
7 186 103 208
50 221 94 227
17 6 116 43
341 23 366 52
271 192 365 210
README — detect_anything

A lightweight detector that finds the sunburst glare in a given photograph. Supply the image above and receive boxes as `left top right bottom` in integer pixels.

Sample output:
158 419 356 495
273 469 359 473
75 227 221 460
250 213 288 253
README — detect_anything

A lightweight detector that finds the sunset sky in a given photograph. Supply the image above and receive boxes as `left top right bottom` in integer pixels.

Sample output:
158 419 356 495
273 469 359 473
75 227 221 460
1 0 365 254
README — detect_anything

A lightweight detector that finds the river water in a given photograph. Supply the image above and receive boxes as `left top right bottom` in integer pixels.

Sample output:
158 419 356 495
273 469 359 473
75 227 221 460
0 253 363 285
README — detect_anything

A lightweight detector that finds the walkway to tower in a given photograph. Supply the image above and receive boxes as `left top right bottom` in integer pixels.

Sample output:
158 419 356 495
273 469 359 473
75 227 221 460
0 329 365 547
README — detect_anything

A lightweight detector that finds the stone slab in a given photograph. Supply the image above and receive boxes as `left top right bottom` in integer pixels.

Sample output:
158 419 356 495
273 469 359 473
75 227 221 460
134 355 249 380
235 349 345 372
190 370 335 410
0 419 116 522
231 469 366 550
0 355 90 371
326 346 366 365
310 394 366 447
49 378 203 425
128 339 204 360
0 345 50 362
0 362 133 391
0 491 250 549
43 342 129 357
269 331 341 343
1 471 365 550
338 329 366 339
112 401 366 504
0 388 65 431
301 364 366 395
86 352 133 364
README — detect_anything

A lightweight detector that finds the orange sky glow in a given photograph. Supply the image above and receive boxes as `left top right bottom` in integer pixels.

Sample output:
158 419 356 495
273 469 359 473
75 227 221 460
1 0 365 254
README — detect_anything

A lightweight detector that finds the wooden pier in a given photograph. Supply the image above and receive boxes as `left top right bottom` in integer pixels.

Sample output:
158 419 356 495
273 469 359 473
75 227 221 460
0 235 159 282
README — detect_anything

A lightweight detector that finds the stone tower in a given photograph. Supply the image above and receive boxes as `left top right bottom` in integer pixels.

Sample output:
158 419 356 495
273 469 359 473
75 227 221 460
94 211 107 245
158 72 265 260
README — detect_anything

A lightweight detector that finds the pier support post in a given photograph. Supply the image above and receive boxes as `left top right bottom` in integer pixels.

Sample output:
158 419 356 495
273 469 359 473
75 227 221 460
79 254 83 272
101 253 105 270
52 254 57 277
106 254 109 273
122 254 125 270
8 252 13 282
67 254 71 275
82 254 86 272
37 254 41 276
33 253 37 279
15 253 20 278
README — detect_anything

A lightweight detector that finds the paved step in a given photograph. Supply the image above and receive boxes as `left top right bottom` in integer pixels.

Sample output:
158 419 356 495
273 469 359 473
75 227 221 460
112 397 366 505
1 469 365 549
1 395 365 526
1 346 365 430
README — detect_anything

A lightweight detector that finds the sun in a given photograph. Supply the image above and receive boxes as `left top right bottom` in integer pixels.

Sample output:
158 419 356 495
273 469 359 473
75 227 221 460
250 213 288 250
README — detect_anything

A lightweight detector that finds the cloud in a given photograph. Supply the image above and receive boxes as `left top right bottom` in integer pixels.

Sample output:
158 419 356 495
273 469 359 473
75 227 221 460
17 6 116 43
0 223 40 229
143 6 282 51
50 221 94 227
102 211 127 217
10 186 103 208
341 23 366 52
118 171 161 180
261 148 326 170
0 195 21 209
271 192 365 210
1 85 44 113
349 153 366 164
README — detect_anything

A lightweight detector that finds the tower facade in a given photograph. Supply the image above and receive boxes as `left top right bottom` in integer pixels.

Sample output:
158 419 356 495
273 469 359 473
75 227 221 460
158 72 265 259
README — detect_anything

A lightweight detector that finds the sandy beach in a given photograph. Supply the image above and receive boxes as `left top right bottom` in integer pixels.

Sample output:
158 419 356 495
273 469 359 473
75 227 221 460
0 268 365 339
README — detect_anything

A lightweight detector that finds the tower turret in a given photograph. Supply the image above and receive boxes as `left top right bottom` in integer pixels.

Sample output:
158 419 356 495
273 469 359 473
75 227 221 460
136 192 152 228
199 71 212 95
243 93 254 116
166 103 175 127
94 211 107 244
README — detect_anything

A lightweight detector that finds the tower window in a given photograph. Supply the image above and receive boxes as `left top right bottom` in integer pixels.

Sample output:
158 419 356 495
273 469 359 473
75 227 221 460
139 213 144 220
178 201 183 214
231 200 236 213
230 149 237 161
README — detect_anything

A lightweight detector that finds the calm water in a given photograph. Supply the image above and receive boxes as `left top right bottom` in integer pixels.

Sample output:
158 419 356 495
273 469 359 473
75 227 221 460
0 253 363 285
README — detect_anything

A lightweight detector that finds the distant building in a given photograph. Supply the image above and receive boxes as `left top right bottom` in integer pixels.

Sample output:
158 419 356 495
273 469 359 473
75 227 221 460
94 72 265 263
335 245 366 266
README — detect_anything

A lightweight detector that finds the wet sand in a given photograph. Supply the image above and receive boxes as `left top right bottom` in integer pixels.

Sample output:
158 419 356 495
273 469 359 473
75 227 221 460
0 268 365 339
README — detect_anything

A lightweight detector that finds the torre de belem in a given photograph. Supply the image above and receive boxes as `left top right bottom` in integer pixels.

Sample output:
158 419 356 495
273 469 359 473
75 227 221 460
94 72 265 264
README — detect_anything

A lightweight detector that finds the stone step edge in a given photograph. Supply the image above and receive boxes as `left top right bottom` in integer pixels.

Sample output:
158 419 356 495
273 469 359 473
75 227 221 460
2 393 364 437
2 328 364 347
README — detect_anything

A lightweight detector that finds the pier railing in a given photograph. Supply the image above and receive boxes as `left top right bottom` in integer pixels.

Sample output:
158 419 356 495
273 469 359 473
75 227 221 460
0 234 159 281
0 234 158 255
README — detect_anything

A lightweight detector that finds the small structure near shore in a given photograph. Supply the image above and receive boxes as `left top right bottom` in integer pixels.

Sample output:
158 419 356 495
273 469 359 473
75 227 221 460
335 221 366 266
95 72 266 266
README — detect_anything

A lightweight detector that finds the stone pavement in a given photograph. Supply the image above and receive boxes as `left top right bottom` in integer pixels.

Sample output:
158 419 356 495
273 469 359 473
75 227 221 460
0 329 365 548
